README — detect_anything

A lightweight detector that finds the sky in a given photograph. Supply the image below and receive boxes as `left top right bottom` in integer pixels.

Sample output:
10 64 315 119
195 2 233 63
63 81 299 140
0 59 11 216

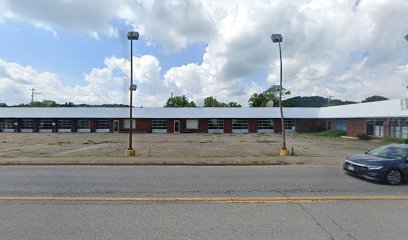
0 0 407 107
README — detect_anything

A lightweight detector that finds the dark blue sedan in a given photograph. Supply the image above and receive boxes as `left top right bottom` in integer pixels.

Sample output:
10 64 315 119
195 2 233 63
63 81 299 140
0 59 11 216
343 144 408 185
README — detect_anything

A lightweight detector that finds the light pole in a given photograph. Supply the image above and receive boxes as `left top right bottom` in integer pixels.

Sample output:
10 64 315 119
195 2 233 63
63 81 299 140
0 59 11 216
271 33 288 156
125 31 139 157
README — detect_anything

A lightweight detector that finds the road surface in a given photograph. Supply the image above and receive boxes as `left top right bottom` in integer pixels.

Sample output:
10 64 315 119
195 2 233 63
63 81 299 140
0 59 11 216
0 165 407 239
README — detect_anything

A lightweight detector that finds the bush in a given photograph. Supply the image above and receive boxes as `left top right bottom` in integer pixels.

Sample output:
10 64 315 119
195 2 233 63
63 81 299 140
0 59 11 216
357 133 372 140
384 138 405 144
310 124 327 133
314 130 346 137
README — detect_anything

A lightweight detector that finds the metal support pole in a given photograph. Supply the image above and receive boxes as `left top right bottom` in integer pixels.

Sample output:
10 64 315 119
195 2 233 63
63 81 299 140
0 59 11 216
278 41 286 150
128 39 133 151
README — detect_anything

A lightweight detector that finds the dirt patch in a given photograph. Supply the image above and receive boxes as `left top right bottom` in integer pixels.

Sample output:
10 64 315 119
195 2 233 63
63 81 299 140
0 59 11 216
0 133 384 165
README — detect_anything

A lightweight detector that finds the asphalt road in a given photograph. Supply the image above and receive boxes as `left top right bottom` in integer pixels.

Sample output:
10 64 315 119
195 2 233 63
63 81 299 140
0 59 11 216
0 166 407 240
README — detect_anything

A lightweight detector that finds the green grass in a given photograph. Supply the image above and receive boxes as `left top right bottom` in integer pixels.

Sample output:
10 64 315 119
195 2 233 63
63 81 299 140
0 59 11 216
256 133 268 137
314 130 346 137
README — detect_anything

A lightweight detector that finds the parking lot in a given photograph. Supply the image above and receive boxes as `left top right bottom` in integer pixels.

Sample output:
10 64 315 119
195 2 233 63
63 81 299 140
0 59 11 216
0 133 385 165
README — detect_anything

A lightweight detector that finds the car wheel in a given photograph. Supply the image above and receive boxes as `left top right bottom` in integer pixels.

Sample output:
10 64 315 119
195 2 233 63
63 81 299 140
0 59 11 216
386 170 402 185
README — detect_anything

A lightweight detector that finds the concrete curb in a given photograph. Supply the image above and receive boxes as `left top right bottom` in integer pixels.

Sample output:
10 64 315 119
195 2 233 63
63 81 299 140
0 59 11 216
0 162 300 166
0 156 343 166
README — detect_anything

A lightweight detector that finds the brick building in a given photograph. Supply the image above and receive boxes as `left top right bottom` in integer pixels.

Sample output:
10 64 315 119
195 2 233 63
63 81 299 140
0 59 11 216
0 99 407 139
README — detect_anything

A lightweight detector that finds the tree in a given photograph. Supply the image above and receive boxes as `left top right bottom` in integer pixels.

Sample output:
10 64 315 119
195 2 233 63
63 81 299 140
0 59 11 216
248 86 290 107
227 102 241 107
204 96 222 107
0 103 7 107
282 96 356 107
164 95 196 107
362 95 389 103
203 96 242 107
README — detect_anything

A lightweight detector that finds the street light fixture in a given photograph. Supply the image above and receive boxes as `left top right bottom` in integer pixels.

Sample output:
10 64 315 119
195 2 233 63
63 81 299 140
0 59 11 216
125 31 139 157
271 33 288 156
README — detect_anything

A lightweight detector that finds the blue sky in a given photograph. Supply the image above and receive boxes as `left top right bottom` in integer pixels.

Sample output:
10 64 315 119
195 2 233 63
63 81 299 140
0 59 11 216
0 0 407 106
0 20 207 87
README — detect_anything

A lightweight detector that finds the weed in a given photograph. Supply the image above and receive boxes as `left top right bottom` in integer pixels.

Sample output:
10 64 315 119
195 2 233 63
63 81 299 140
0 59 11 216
256 133 268 137
257 140 276 143
48 141 72 146
357 133 372 141
262 152 275 157
148 147 152 157
314 130 346 137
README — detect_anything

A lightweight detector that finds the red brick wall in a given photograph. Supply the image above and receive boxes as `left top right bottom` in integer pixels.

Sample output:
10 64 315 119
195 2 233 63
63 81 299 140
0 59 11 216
180 119 186 131
199 119 208 133
90 119 96 132
167 119 174 133
274 119 282 133
224 119 232 133
249 119 257 133
295 119 326 132
71 119 76 132
108 119 113 133
346 119 366 137
33 119 39 132
136 119 152 132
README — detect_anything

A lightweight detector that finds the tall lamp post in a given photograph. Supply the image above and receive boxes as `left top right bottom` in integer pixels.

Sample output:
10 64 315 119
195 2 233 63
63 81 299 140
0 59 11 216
125 31 139 157
271 33 289 156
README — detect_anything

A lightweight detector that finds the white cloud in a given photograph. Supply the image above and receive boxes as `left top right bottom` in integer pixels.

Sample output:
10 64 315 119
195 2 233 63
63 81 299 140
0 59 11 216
118 0 216 52
0 56 168 106
0 0 121 37
1 0 408 104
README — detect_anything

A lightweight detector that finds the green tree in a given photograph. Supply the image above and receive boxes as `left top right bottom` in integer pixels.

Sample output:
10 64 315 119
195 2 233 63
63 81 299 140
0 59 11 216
164 95 196 107
203 96 241 107
227 102 241 107
33 100 59 107
362 95 389 103
204 96 222 107
0 103 7 107
248 86 290 107
282 96 356 107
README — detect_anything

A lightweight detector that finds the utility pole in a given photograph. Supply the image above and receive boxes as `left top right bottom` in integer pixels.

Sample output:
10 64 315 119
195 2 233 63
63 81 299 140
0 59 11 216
327 96 333 107
30 88 41 105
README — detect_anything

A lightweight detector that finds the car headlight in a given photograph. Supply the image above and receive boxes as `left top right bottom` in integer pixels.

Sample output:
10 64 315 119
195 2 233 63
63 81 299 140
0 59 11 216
367 166 383 170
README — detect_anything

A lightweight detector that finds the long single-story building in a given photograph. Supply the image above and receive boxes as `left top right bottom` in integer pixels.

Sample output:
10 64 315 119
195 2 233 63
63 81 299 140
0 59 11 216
0 99 407 139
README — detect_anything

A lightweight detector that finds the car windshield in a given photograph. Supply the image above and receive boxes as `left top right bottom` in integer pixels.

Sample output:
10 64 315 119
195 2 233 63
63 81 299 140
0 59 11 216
367 145 408 160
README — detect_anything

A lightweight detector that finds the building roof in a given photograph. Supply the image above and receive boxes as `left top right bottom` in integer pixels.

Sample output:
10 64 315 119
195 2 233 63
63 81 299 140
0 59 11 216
0 106 320 119
0 99 407 119
318 99 408 119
